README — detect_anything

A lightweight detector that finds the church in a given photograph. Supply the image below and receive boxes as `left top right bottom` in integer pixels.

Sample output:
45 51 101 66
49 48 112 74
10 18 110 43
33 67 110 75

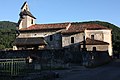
13 2 113 56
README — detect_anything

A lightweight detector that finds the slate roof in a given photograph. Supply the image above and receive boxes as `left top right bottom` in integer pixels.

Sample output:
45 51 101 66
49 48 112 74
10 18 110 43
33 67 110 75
19 22 109 34
80 38 109 45
21 1 27 9
20 10 36 19
13 37 46 46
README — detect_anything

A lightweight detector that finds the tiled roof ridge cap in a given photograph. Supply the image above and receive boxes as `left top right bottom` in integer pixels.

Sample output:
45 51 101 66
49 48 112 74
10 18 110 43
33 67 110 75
35 22 70 25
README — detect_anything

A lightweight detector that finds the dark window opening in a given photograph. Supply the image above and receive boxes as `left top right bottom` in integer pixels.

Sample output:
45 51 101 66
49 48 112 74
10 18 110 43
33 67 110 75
50 35 53 41
93 47 96 51
71 37 74 43
91 35 94 40
34 34 37 36
31 19 33 24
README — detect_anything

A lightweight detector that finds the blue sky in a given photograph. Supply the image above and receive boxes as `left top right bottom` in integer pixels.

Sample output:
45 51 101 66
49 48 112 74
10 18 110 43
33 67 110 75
0 0 120 27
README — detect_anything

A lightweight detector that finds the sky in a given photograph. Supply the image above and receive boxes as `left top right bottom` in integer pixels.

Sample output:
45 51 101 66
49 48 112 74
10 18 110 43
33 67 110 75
0 0 120 27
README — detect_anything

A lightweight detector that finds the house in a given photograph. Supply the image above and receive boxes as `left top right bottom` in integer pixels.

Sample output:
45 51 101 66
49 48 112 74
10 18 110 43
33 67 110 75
13 2 113 56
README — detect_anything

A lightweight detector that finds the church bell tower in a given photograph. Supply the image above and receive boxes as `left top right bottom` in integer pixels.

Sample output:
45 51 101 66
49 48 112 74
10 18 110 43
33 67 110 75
18 2 36 29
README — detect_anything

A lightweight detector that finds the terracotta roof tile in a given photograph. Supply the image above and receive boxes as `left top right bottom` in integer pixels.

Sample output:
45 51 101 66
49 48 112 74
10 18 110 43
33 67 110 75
68 23 108 31
13 37 46 46
62 23 108 34
20 23 69 31
80 38 109 45
20 22 109 34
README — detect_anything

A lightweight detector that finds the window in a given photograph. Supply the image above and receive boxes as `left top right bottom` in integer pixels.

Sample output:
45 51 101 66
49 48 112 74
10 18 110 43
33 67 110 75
71 37 74 43
93 47 96 51
34 34 37 36
91 35 94 40
31 19 33 24
50 35 53 41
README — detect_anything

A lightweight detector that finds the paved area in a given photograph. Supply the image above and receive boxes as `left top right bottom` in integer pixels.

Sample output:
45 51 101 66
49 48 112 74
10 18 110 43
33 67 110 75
55 59 120 80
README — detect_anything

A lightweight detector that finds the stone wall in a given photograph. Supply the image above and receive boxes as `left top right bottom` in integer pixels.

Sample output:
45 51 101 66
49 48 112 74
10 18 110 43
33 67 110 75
0 49 111 67
62 33 84 48
0 49 83 64
85 29 112 56
0 49 64 59
81 45 108 51
18 31 62 49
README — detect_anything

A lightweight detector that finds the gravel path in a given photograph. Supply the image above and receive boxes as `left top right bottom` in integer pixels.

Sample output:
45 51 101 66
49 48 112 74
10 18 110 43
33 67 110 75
55 59 120 80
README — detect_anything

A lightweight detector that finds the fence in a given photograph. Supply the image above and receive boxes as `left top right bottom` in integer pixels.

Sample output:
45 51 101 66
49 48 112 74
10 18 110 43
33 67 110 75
0 58 26 76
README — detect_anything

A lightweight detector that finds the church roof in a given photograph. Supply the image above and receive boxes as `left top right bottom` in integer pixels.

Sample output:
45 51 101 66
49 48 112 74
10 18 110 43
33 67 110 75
13 37 46 46
80 38 109 45
61 23 108 34
20 23 69 30
20 10 36 19
20 22 109 34
21 1 27 9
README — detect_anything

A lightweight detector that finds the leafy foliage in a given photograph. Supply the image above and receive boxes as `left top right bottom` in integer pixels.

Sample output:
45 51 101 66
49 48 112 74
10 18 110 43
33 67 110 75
0 21 17 49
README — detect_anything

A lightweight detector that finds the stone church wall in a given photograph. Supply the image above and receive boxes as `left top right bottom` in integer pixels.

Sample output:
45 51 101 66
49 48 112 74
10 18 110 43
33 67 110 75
62 33 84 48
85 29 112 56
18 31 62 49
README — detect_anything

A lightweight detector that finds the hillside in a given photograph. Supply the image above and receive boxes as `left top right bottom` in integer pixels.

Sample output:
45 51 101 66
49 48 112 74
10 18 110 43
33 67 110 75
0 21 17 49
0 21 16 29
0 21 120 53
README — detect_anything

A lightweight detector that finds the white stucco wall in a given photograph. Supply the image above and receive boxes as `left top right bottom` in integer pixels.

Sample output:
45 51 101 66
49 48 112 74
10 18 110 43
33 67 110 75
26 16 35 28
21 3 29 12
62 33 84 47
19 16 35 29
81 45 108 51
85 29 112 56
19 20 23 29
18 31 56 38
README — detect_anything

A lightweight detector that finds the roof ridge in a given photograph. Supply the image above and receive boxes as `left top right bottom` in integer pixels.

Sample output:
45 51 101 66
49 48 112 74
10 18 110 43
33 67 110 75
21 1 27 9
35 22 70 25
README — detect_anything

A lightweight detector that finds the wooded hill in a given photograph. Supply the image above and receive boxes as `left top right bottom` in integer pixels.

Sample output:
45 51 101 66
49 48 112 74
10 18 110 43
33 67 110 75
0 21 120 54
0 21 16 49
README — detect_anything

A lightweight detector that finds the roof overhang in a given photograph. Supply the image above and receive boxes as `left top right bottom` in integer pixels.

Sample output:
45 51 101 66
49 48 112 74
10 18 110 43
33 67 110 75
13 37 47 47
80 38 109 45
